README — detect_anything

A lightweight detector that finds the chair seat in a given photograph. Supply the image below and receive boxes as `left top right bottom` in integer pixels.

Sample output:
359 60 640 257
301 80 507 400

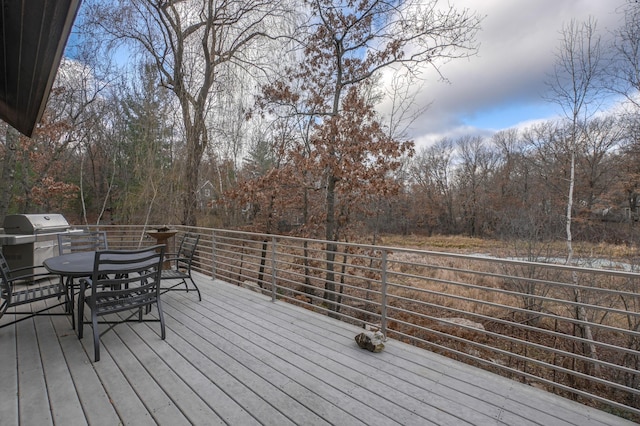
94 290 158 315
9 282 66 306
161 269 189 279
1 249 71 328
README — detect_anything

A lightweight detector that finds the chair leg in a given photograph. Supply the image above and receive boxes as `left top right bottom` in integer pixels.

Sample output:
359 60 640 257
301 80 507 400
77 288 85 339
67 287 75 330
92 312 100 362
189 277 202 301
156 300 166 340
60 275 68 311
66 275 76 329
0 302 7 323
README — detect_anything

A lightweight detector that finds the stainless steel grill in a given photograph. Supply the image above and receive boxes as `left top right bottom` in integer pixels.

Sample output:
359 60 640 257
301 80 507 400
0 213 73 278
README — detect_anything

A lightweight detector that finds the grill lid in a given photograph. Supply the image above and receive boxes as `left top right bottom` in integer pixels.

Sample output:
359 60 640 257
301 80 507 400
2 214 70 234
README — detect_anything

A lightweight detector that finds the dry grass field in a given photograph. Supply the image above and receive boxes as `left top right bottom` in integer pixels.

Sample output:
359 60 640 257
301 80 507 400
378 234 640 262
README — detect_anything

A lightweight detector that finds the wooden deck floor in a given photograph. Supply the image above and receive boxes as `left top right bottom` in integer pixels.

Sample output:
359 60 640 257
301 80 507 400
0 273 634 426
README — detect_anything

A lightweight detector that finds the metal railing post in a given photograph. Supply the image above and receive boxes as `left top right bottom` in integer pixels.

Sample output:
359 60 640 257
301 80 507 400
381 249 388 337
271 235 277 302
211 230 216 280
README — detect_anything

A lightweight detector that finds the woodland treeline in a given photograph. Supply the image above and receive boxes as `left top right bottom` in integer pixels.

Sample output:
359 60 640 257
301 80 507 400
1 1 640 247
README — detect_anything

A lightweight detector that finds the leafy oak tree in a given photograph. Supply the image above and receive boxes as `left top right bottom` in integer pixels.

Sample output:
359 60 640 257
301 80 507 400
258 0 481 308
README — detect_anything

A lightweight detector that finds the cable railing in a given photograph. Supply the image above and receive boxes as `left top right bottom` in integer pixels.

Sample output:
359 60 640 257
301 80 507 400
85 224 640 421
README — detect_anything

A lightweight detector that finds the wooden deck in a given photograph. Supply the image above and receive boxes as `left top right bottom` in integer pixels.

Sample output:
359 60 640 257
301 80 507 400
0 273 634 426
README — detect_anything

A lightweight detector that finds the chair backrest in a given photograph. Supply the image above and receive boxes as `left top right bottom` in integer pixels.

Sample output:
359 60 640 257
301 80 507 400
176 233 200 270
58 231 108 255
88 246 165 309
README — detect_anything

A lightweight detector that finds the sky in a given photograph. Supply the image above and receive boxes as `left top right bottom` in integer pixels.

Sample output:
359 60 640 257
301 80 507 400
65 1 627 152
404 0 626 149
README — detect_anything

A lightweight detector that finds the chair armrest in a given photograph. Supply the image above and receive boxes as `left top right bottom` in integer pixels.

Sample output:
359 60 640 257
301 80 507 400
6 270 61 286
164 256 189 263
9 263 44 274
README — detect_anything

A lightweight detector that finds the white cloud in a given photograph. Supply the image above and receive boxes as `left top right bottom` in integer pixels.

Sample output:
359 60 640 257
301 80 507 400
381 0 626 149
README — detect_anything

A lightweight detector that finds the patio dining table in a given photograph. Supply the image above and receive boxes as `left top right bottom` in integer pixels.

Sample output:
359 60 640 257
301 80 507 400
43 249 163 330
43 250 161 277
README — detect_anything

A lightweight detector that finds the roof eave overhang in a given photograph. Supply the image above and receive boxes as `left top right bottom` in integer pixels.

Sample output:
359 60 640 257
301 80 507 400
0 0 82 137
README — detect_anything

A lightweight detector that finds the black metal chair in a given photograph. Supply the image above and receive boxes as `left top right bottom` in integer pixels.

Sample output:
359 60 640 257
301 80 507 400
161 232 201 301
0 251 70 328
77 246 166 362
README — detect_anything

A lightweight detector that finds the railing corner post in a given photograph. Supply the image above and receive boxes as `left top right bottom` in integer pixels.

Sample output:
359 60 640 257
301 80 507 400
381 249 388 338
271 235 277 302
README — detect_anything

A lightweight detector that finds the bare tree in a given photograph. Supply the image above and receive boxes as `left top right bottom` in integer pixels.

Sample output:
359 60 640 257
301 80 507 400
610 0 640 109
609 0 640 227
84 0 294 225
454 135 498 236
577 116 623 213
410 138 456 234
0 55 114 219
546 17 606 372
547 17 606 259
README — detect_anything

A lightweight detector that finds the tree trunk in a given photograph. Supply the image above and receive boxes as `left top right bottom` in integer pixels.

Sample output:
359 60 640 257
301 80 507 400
182 156 199 226
180 109 206 226
567 139 600 375
324 174 338 311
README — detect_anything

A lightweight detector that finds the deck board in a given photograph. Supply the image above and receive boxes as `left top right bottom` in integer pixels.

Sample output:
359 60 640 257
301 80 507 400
163 298 338 425
35 315 84 426
204 283 577 425
16 318 52 425
178 287 463 425
48 313 120 426
0 317 19 425
0 273 635 426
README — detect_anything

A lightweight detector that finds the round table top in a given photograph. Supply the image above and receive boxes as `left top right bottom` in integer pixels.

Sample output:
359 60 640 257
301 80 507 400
43 251 94 276
43 249 161 277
